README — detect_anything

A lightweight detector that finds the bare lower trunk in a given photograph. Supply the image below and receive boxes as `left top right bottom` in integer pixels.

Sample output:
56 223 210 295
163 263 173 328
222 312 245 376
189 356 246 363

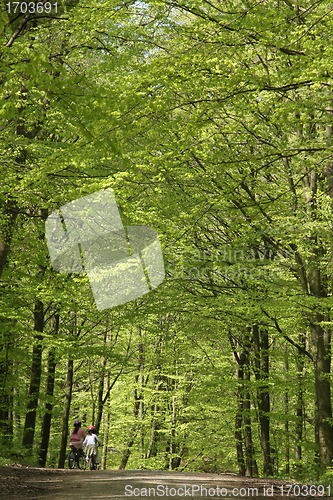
38 348 57 467
146 404 158 459
0 328 13 444
253 325 272 476
119 336 144 469
95 329 108 433
101 374 110 470
38 314 58 467
169 396 176 470
313 322 333 464
119 426 137 470
305 166 333 465
22 300 44 449
244 361 258 477
235 358 245 476
58 358 73 468
285 349 290 474
0 200 18 279
295 339 304 473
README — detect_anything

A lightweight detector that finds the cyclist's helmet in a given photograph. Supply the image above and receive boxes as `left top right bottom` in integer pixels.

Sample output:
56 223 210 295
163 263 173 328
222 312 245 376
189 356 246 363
87 425 95 431
74 420 81 426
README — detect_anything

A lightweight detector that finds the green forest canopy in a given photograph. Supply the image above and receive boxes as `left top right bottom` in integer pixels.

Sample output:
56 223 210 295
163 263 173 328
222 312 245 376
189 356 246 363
1 0 333 479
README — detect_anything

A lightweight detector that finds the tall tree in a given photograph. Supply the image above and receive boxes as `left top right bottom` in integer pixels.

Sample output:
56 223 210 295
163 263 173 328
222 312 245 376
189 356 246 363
39 313 59 467
22 299 44 449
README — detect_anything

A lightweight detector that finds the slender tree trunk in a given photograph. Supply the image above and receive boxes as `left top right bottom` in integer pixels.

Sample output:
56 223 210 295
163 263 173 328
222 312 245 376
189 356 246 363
170 372 192 470
253 325 272 476
314 399 320 464
0 284 16 442
95 329 108 433
312 321 333 464
146 403 158 459
244 357 258 476
140 392 144 465
95 376 104 432
119 429 137 470
119 337 144 469
0 195 19 280
0 80 33 278
284 348 290 474
38 314 59 467
101 373 110 470
259 330 272 477
13 385 21 438
300 165 333 466
58 358 73 468
22 299 44 449
139 328 145 465
321 161 333 466
38 348 56 466
235 355 245 476
169 395 176 470
0 331 13 444
7 394 13 439
295 339 305 473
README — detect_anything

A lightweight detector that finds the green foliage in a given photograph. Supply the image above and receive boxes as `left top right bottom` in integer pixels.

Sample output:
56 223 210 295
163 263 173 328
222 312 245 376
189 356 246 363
2 0 333 480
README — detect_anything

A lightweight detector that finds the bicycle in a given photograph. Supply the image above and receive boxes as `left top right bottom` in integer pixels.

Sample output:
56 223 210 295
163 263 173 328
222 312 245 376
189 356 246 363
87 451 98 470
68 446 86 469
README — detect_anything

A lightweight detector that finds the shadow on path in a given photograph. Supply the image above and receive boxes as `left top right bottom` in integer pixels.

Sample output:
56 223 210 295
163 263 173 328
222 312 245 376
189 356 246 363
0 466 326 500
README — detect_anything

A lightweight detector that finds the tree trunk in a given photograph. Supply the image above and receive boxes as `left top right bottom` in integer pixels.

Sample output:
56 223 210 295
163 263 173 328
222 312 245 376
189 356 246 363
300 164 333 466
146 403 158 459
58 358 73 468
169 395 176 470
244 357 258 477
38 314 59 467
0 79 33 278
95 329 108 433
13 384 21 438
295 339 305 473
312 321 333 464
119 337 144 469
284 348 290 474
253 325 272 476
101 373 110 470
0 196 19 280
235 355 245 476
119 426 137 470
22 299 44 449
138 329 145 465
0 328 14 445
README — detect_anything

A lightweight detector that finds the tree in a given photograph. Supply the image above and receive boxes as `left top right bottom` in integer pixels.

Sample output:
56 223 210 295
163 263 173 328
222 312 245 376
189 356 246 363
111 0 333 472
2 0 333 477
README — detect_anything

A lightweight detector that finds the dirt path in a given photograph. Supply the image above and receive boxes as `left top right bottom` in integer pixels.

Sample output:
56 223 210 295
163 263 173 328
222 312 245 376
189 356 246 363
0 466 330 500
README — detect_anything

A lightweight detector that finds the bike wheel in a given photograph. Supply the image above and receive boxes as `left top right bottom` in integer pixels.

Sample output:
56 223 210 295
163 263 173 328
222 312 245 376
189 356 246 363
77 451 86 470
68 451 75 469
89 455 95 470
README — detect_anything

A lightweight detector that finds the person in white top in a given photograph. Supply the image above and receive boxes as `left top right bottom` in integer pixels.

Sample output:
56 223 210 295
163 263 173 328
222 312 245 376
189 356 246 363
83 426 102 465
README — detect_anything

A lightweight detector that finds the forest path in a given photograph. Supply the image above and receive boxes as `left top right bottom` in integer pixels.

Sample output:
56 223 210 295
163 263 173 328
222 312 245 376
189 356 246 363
0 467 327 500
36 469 267 499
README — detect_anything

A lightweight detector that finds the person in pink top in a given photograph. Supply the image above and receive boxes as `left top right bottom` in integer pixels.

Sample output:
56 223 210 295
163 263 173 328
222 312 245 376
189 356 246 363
69 420 86 451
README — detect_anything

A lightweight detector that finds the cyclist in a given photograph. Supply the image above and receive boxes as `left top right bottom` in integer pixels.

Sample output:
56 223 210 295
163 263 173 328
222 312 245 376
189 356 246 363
69 419 86 453
83 425 102 468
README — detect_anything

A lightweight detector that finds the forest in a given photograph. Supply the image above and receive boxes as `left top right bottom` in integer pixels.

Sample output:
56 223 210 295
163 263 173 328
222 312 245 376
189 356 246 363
1 0 333 481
